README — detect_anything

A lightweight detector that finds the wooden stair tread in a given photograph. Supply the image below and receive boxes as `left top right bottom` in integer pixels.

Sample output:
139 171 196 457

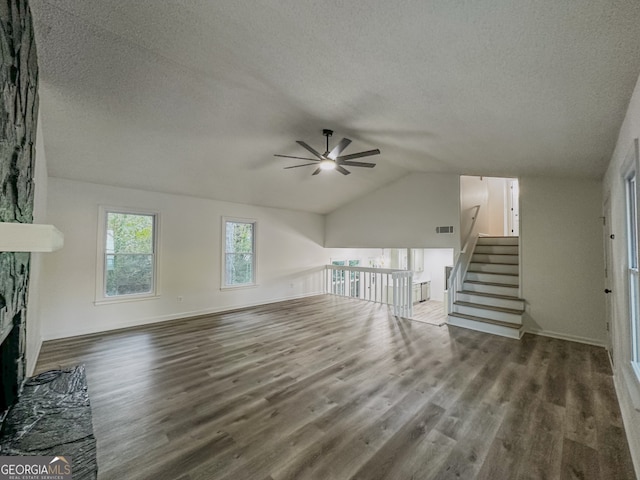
453 300 524 315
467 270 519 277
464 280 520 288
472 255 519 261
457 290 523 301
469 262 520 266
448 312 522 329
475 244 519 247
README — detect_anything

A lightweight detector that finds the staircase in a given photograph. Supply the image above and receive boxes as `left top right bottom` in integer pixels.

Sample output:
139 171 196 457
448 236 524 339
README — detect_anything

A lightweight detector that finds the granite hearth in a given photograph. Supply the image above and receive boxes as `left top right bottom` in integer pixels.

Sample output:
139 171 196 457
0 365 97 479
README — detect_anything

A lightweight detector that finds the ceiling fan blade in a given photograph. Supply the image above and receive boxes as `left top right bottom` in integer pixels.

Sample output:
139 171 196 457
312 167 322 176
340 161 376 168
296 141 325 160
336 149 381 161
336 165 351 175
328 138 352 160
284 163 318 169
274 154 320 162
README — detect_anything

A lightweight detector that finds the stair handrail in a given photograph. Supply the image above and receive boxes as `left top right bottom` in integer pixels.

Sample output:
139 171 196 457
447 204 481 314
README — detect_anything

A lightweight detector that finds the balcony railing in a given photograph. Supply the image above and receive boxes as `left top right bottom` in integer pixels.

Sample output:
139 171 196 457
324 265 413 318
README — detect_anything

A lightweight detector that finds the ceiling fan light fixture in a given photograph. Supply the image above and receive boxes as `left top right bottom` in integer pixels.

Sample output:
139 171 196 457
275 129 380 176
319 159 336 170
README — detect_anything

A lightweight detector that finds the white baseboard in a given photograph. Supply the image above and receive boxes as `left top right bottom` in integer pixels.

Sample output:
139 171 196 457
41 291 325 341
26 337 43 377
612 370 640 478
525 327 605 347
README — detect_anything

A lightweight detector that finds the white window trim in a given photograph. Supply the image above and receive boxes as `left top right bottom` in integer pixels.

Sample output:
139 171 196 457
623 139 640 396
221 216 258 290
627 174 639 369
95 205 161 305
632 142 640 384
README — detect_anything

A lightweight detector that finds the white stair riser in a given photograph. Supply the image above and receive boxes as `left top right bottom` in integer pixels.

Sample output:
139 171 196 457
465 272 519 285
468 262 519 275
463 282 519 297
477 237 519 246
474 245 519 255
472 254 519 265
447 315 523 339
453 304 522 324
457 292 525 310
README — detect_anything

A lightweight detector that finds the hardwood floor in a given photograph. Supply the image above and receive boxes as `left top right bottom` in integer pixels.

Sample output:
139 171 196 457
35 295 636 480
411 300 447 326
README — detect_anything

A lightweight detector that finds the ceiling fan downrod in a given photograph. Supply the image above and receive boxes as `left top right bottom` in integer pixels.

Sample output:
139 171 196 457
322 129 333 154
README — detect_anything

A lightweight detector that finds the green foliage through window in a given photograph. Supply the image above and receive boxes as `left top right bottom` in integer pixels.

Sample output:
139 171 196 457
105 212 155 297
225 220 255 286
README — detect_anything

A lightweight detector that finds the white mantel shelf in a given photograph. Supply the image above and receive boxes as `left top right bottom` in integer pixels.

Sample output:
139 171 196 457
0 222 64 252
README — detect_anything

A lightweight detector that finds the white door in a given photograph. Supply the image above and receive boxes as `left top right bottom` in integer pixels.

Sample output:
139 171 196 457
603 195 615 364
506 179 520 236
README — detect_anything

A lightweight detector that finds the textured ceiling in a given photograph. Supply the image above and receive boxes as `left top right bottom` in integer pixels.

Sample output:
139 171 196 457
30 0 640 214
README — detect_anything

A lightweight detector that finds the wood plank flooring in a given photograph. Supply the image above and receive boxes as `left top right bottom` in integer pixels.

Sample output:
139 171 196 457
35 295 636 480
411 300 447 326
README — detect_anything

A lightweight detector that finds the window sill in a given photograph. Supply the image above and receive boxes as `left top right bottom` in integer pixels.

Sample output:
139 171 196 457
220 283 259 291
94 294 160 306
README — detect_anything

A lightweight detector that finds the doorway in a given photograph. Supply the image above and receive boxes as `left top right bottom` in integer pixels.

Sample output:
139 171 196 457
459 176 520 237
409 248 454 325
506 179 520 236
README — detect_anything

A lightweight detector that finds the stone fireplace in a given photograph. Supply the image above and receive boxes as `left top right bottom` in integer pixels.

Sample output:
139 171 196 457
0 0 39 420
0 315 22 415
0 252 31 420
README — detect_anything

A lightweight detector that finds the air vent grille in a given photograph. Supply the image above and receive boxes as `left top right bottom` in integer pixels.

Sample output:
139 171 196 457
436 226 454 234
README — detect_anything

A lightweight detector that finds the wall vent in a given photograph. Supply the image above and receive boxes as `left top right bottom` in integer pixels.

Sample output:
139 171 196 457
436 226 454 234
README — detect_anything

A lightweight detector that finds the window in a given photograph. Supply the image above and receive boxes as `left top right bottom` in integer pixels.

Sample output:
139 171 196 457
627 174 640 376
223 218 256 287
97 208 158 302
331 259 360 297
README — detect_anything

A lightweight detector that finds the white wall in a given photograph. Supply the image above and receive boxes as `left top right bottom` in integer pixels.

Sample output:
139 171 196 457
414 249 454 301
460 175 489 237
41 178 327 340
460 176 508 238
486 177 507 235
603 72 640 476
519 176 606 346
26 113 48 375
324 173 461 249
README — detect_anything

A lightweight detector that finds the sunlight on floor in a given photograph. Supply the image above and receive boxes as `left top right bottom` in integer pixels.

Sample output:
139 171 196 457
411 300 447 326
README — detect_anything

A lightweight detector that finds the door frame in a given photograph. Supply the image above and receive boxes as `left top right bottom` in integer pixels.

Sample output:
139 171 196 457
506 179 520 236
603 192 615 365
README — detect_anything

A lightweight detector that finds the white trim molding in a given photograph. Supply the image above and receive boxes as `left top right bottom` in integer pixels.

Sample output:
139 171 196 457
95 205 160 304
221 216 257 289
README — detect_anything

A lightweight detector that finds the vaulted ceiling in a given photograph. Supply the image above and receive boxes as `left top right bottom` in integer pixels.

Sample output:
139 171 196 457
30 0 640 214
